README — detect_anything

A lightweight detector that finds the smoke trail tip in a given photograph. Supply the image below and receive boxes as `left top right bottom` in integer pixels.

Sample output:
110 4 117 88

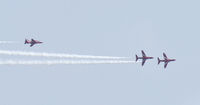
0 41 19 44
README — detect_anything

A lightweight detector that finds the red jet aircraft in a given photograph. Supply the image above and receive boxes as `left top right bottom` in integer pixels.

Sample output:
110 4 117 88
24 39 43 47
136 50 154 66
158 53 176 68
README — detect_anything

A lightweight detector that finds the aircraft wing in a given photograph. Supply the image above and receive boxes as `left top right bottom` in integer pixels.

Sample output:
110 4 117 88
141 50 146 57
163 53 168 59
31 39 36 43
30 43 34 47
142 59 146 66
164 62 168 68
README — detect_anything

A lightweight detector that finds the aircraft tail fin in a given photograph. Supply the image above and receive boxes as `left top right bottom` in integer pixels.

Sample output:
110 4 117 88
25 39 28 44
157 57 161 65
136 55 139 62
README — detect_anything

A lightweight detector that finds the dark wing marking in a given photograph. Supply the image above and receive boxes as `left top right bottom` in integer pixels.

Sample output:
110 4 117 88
164 62 168 68
142 59 146 66
31 39 36 43
163 53 168 59
142 50 146 57
30 43 34 47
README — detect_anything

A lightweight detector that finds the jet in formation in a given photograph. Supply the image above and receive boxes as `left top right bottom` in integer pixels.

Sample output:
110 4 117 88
135 50 154 66
135 50 175 68
24 39 43 47
158 53 176 68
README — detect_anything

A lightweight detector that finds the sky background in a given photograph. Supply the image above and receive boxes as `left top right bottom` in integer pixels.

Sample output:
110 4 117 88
0 0 199 105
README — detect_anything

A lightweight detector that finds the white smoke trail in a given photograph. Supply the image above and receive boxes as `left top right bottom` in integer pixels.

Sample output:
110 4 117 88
0 60 137 65
0 50 129 59
0 41 18 44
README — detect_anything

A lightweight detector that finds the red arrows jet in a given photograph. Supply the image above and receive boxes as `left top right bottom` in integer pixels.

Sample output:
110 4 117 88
158 53 176 68
24 39 43 47
136 50 154 66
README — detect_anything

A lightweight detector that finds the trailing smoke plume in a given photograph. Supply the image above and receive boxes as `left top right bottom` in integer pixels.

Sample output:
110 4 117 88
0 50 128 59
0 60 137 65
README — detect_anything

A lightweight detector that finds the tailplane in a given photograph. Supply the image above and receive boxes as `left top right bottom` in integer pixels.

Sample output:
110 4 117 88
24 39 29 44
136 55 139 62
157 57 161 65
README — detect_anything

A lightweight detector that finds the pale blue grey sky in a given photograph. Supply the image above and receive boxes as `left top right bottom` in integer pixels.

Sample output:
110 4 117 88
0 0 199 105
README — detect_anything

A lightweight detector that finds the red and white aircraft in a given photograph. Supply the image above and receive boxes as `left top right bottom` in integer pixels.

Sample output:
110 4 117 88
158 53 176 68
136 50 154 66
24 39 43 47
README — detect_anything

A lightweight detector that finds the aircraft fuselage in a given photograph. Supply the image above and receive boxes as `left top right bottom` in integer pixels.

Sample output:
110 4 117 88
138 57 153 59
160 59 176 63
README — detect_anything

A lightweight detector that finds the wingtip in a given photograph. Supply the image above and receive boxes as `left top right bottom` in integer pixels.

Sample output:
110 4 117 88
164 65 167 69
163 52 166 55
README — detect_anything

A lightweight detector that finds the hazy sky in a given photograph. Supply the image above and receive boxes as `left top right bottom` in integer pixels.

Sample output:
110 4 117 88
0 0 199 105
